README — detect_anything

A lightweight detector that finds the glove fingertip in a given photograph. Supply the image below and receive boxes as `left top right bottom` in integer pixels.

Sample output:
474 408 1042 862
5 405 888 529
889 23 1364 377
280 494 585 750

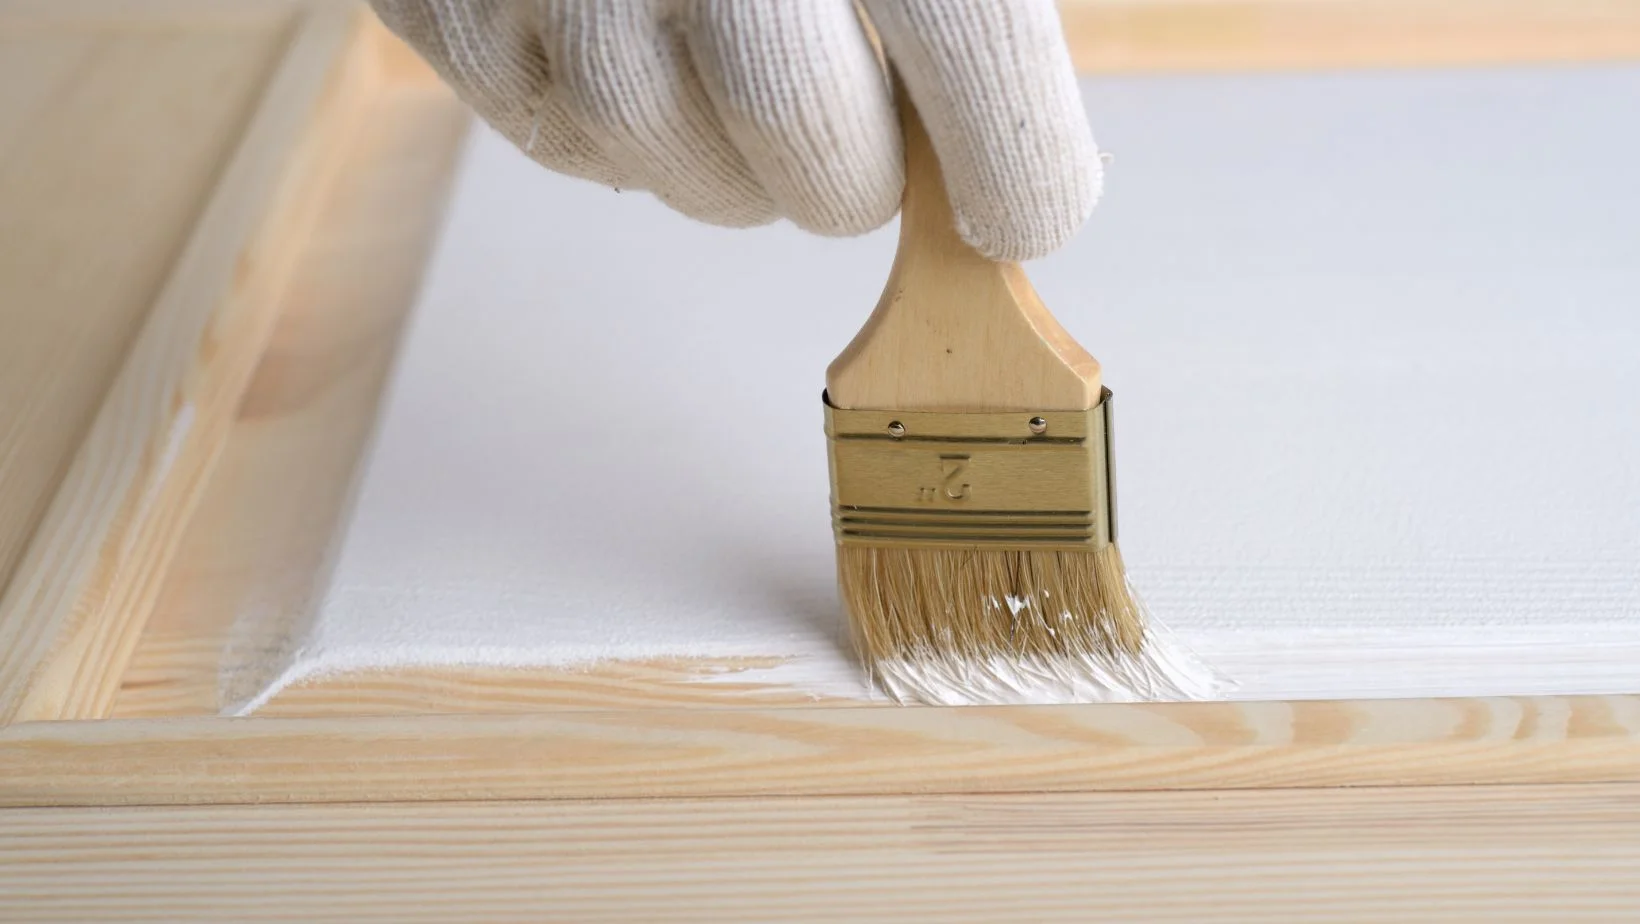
790 163 905 238
952 158 1103 262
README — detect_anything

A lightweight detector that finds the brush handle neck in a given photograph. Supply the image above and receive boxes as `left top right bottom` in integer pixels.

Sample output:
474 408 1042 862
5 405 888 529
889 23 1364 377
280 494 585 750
825 80 1103 413
894 79 974 275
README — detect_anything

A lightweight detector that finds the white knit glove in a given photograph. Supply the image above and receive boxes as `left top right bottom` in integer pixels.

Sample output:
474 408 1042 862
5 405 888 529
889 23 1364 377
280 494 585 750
372 0 1101 261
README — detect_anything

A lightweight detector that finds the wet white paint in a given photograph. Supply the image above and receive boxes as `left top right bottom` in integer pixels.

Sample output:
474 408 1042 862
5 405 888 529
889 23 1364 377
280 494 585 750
229 66 1640 712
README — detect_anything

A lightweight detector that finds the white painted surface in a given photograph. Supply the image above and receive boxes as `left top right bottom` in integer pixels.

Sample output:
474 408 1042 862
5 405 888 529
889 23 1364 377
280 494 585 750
232 66 1640 711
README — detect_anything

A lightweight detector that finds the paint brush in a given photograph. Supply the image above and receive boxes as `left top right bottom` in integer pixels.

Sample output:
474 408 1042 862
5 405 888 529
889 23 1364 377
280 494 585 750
823 88 1212 705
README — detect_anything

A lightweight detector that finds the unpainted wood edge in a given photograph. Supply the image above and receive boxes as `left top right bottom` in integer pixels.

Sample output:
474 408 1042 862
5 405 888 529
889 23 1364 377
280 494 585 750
1 694 1637 807
3 785 1637 923
0 0 303 32
11 1 1640 70
361 7 448 85
1060 0 1640 73
0 4 376 726
108 67 474 720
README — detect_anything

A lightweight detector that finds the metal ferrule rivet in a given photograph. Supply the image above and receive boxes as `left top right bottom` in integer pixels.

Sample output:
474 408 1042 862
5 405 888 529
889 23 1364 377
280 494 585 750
887 421 906 438
1028 416 1048 435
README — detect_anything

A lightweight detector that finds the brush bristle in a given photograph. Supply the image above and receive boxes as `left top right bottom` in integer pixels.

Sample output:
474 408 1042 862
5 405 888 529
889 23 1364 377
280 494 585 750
837 544 1220 704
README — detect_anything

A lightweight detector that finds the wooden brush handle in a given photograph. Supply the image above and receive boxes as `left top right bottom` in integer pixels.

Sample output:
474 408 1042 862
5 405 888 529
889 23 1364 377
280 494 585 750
825 83 1103 412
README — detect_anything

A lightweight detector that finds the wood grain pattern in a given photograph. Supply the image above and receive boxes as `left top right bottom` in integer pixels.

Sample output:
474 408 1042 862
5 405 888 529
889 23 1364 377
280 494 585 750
0 5 291 603
0 0 302 26
238 660 852 718
0 4 373 725
5 695 1640 807
112 41 471 721
3 785 1639 922
1060 0 1640 73
10 0 1640 71
827 87 1101 413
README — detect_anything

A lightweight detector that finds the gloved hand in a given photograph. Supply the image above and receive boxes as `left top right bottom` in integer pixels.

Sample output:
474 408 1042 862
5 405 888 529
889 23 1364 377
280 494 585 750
372 0 1101 261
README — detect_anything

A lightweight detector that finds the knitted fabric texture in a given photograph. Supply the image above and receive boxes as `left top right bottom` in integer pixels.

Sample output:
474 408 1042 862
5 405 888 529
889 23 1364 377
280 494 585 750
371 0 1101 260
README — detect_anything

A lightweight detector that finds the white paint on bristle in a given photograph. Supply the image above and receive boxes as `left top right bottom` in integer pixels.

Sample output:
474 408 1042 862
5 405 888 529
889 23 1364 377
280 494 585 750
875 625 1225 706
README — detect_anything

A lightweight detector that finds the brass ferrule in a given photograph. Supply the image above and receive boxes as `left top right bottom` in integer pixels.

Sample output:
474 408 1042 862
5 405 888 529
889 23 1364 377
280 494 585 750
823 389 1117 551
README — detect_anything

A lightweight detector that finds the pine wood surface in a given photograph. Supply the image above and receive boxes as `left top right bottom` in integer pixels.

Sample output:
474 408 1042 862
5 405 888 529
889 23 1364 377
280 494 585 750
5 695 1640 808
0 2 291 624
111 31 473 721
1060 0 1640 73
0 1 372 725
3 785 1640 922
